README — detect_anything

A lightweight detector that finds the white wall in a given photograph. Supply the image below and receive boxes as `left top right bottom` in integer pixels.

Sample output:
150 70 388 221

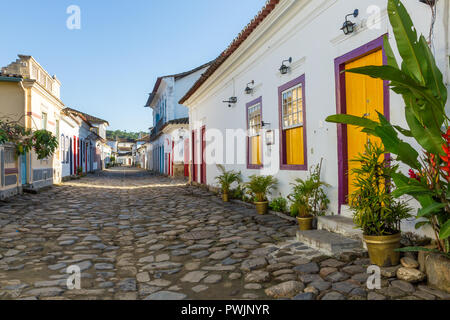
60 115 79 178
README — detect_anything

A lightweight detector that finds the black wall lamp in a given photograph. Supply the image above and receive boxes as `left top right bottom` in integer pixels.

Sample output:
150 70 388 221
223 96 237 108
279 57 292 75
245 81 255 94
341 9 359 35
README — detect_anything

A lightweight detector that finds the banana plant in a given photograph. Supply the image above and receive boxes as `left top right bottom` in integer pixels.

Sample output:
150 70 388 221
326 0 449 253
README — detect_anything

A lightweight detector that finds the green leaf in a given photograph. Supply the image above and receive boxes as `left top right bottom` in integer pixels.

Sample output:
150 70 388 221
387 0 426 84
417 202 446 218
393 125 412 137
439 220 450 240
347 66 443 121
392 185 434 198
346 65 420 87
419 35 448 105
405 106 445 155
325 114 378 130
395 247 442 254
374 114 420 169
415 221 430 230
383 34 399 69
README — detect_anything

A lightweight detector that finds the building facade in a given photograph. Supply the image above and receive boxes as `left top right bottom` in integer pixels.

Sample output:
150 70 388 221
1 55 65 189
146 62 212 178
116 139 136 166
180 0 450 238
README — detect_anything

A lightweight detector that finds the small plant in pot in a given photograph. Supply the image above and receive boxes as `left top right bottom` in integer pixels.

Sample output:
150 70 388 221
245 175 278 215
350 143 412 267
288 160 330 230
215 164 242 202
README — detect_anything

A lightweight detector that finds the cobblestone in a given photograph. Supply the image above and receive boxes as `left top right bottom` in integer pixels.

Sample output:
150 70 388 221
0 168 444 300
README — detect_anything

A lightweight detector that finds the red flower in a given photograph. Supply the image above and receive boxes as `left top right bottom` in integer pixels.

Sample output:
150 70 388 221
409 169 421 182
441 127 450 181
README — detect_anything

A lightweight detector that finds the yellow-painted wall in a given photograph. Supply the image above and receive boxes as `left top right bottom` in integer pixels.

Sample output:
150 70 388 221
0 82 25 125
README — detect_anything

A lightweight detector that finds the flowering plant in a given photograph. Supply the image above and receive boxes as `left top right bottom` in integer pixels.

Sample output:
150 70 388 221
0 119 58 160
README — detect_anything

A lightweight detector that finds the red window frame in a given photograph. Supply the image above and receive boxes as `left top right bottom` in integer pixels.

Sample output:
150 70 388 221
278 74 308 171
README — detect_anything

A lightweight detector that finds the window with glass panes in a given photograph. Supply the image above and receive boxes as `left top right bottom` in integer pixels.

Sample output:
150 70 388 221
247 101 262 167
280 77 306 168
41 112 48 130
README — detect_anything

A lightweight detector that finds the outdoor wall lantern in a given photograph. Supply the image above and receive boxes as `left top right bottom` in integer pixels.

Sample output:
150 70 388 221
223 97 238 108
245 81 255 94
179 128 186 140
279 58 292 75
341 9 359 35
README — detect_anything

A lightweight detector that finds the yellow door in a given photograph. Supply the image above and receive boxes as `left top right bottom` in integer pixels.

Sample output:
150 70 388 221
345 49 384 198
251 136 262 165
286 127 304 165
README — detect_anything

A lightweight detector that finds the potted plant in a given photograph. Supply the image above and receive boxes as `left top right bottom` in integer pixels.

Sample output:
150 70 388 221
288 160 330 230
269 196 288 214
326 0 449 266
245 175 278 215
350 143 412 267
215 164 242 202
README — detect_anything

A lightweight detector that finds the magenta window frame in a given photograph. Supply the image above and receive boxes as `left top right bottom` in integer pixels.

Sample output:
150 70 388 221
278 74 308 171
246 96 264 170
334 34 390 212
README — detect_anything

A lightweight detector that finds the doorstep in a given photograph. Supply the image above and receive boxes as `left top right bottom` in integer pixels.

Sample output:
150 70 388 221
317 215 363 241
296 230 363 256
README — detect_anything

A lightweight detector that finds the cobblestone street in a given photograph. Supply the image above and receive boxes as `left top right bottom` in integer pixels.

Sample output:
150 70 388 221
0 168 448 300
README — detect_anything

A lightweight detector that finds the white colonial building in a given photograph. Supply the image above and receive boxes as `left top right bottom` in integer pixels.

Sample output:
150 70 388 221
180 0 450 238
145 62 212 178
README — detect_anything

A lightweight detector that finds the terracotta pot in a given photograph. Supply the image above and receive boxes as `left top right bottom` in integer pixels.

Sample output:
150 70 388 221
363 233 401 267
222 192 229 202
297 216 314 231
255 201 268 215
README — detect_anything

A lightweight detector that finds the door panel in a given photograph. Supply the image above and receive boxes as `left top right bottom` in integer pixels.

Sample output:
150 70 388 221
250 136 262 165
21 153 27 185
201 127 206 184
285 127 304 165
345 49 383 197
192 131 197 182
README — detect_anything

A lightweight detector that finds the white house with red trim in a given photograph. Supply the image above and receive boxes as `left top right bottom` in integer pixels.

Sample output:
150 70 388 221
60 108 106 178
180 0 450 238
145 62 212 178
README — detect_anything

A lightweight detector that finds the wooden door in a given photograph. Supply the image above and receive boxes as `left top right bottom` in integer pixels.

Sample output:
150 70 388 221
192 130 197 182
20 153 27 185
345 49 384 197
201 126 206 184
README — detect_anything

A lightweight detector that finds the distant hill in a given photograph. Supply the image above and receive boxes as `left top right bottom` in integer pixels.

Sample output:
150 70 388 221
106 130 147 141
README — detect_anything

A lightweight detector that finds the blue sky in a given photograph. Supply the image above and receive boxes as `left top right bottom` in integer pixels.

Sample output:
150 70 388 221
0 0 266 132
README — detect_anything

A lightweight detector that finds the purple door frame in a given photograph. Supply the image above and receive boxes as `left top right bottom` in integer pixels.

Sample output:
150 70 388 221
334 34 390 213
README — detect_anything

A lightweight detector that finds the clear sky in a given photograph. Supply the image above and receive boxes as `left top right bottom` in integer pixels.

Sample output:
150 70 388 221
0 0 266 133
